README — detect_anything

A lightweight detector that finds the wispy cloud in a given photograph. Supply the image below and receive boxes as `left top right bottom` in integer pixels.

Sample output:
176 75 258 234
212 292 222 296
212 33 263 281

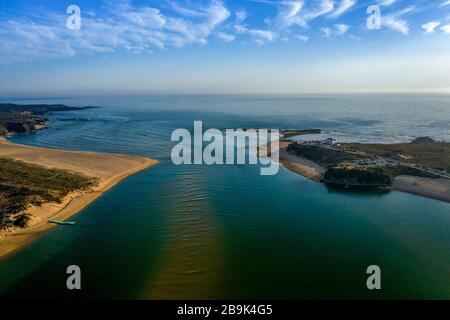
0 0 231 64
441 24 450 33
320 27 333 37
0 0 446 65
217 32 235 42
232 6 277 44
422 21 440 34
236 10 247 22
0 19 76 64
294 34 309 42
304 0 335 22
378 0 397 6
329 0 357 19
321 23 350 37
382 6 415 35
275 1 305 29
335 23 351 35
272 0 356 32
234 24 277 43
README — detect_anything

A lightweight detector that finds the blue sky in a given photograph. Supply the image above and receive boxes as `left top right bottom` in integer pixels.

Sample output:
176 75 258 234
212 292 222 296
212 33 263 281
0 0 449 95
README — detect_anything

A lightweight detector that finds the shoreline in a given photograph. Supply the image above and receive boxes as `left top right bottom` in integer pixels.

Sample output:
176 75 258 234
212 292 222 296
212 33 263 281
0 137 158 258
392 175 450 203
276 141 450 204
263 140 325 182
279 148 325 183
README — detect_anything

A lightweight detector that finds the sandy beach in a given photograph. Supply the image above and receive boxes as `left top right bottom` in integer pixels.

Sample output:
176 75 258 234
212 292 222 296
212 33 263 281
279 148 325 182
261 140 325 182
0 137 157 258
393 176 450 203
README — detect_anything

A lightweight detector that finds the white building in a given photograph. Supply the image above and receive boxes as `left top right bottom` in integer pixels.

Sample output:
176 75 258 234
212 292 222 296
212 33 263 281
322 137 337 146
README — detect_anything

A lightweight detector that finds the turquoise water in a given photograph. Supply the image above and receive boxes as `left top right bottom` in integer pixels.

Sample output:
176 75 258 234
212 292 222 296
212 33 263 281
0 95 449 299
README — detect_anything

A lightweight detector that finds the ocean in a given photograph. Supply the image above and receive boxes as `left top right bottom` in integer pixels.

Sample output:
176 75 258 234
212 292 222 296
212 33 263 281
0 94 449 299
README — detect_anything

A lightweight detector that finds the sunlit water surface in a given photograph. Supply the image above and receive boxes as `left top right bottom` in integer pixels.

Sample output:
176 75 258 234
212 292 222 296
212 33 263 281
0 95 449 299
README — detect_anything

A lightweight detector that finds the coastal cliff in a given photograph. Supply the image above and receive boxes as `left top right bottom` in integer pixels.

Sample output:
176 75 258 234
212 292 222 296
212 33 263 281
0 103 92 135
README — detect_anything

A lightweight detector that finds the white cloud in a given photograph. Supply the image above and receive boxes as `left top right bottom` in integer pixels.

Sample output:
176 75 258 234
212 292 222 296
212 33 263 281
118 6 166 28
276 1 305 28
441 24 450 33
235 24 277 42
379 0 397 6
236 10 247 22
440 1 450 7
0 0 232 64
217 32 235 42
171 3 206 18
335 24 350 35
204 1 231 26
422 21 440 34
320 27 333 37
321 24 350 37
273 0 337 30
253 38 265 45
383 18 409 35
304 0 335 21
294 34 309 42
329 0 357 19
382 6 415 35
0 19 75 64
348 34 362 41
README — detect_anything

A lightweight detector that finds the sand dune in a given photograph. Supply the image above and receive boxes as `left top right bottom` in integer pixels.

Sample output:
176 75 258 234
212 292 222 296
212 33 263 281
0 137 157 258
393 176 450 203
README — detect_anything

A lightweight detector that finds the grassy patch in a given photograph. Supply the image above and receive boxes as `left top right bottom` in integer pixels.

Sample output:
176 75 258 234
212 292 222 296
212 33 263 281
0 157 97 228
343 138 450 172
287 143 367 167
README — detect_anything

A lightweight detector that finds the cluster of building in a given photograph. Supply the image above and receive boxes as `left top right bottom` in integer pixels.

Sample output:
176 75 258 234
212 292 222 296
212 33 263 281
291 135 450 179
353 158 397 167
296 137 338 146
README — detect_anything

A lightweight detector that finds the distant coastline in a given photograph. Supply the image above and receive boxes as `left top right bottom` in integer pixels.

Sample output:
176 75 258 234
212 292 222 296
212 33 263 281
0 103 95 136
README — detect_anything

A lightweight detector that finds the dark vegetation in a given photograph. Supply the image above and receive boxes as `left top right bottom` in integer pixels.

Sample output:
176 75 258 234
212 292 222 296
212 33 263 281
0 158 97 228
323 166 436 187
287 138 444 188
287 143 367 167
0 103 96 228
324 167 392 187
342 137 450 172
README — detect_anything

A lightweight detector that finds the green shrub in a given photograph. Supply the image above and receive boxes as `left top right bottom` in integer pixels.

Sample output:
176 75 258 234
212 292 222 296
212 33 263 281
0 157 97 228
13 214 31 228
